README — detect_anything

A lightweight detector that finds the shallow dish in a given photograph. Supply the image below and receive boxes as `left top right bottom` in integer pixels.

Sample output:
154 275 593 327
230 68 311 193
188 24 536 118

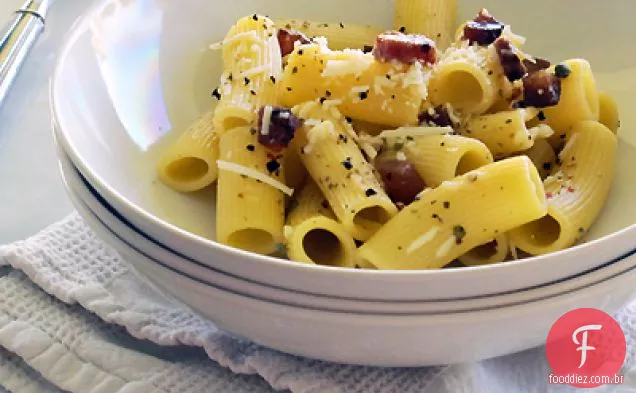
57 145 636 315
59 157 636 366
51 0 636 300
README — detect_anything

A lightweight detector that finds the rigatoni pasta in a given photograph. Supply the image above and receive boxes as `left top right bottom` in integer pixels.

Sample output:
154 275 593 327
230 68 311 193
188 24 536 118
292 101 398 241
427 44 503 116
543 59 599 142
286 180 357 266
458 235 510 267
274 19 381 51
216 126 286 255
598 92 621 134
357 156 547 270
278 42 428 127
213 15 282 132
509 121 617 255
155 4 621 270
461 108 554 158
156 111 219 192
393 0 458 50
404 134 493 187
521 138 557 179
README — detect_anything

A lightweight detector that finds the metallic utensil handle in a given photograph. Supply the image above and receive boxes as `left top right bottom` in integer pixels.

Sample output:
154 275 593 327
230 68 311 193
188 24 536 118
0 0 50 109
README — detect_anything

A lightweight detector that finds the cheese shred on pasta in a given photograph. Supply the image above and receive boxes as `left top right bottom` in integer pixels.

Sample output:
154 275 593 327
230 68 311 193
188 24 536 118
217 160 294 196
209 31 259 50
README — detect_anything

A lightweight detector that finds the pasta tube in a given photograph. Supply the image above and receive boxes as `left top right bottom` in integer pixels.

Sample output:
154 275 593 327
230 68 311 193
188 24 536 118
393 0 458 50
509 121 617 255
213 15 282 132
157 111 219 192
357 156 547 270
283 145 307 192
274 19 381 50
522 138 557 179
286 180 357 267
279 43 428 127
544 59 599 140
598 91 621 134
462 108 554 158
404 134 493 187
428 45 507 115
292 101 398 241
458 235 510 267
216 126 285 255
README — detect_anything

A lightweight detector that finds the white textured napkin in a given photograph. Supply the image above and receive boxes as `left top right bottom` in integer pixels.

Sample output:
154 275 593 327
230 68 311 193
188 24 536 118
1 214 636 393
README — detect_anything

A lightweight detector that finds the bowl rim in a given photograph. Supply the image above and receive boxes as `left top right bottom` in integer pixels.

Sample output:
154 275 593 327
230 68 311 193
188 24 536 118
70 160 636 314
61 151 636 317
57 142 636 313
50 0 636 280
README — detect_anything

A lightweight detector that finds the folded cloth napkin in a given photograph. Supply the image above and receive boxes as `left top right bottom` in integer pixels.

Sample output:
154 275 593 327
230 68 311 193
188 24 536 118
1 214 636 393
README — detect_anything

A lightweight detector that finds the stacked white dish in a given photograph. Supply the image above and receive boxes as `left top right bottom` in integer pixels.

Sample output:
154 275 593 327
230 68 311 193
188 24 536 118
50 0 636 366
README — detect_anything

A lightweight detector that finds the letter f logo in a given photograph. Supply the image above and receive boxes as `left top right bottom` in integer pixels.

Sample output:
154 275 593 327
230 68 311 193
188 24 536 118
572 325 603 368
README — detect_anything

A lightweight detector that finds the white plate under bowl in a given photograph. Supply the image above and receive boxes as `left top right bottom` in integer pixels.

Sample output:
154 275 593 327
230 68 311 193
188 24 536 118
56 145 636 314
51 0 636 300
58 155 636 366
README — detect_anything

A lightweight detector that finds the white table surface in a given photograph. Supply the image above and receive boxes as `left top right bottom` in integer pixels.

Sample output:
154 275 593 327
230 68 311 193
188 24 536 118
0 0 94 244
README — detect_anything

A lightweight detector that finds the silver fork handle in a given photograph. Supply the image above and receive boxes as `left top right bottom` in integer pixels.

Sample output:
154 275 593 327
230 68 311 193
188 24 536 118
0 0 51 109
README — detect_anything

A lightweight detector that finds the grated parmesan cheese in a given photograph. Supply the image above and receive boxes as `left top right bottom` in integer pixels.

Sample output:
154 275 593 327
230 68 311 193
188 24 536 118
509 238 518 260
375 126 453 141
322 99 343 108
350 85 371 94
435 236 456 258
351 174 363 184
361 142 378 160
373 76 396 95
260 106 273 136
407 227 440 254
241 65 268 78
321 52 374 78
217 160 294 196
444 103 461 125
438 43 488 70
530 124 554 139
303 118 322 127
209 31 259 50
502 25 526 47
284 225 294 240
313 36 329 48
328 106 342 120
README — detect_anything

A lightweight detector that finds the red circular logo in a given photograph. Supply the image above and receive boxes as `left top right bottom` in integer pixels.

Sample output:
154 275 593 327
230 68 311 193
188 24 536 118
546 308 626 388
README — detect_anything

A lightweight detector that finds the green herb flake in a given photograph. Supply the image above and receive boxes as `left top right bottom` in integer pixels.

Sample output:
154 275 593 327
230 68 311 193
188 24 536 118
555 63 572 79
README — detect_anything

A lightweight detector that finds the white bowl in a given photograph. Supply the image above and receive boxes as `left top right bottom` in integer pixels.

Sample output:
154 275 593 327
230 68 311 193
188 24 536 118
51 0 636 300
58 152 636 366
56 144 636 315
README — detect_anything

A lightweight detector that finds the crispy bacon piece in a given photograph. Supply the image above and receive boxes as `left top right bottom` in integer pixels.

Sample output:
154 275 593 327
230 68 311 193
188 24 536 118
257 106 301 152
522 70 562 108
375 159 426 205
523 57 551 74
419 105 455 127
462 8 504 46
277 29 311 57
494 38 527 82
373 31 437 65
